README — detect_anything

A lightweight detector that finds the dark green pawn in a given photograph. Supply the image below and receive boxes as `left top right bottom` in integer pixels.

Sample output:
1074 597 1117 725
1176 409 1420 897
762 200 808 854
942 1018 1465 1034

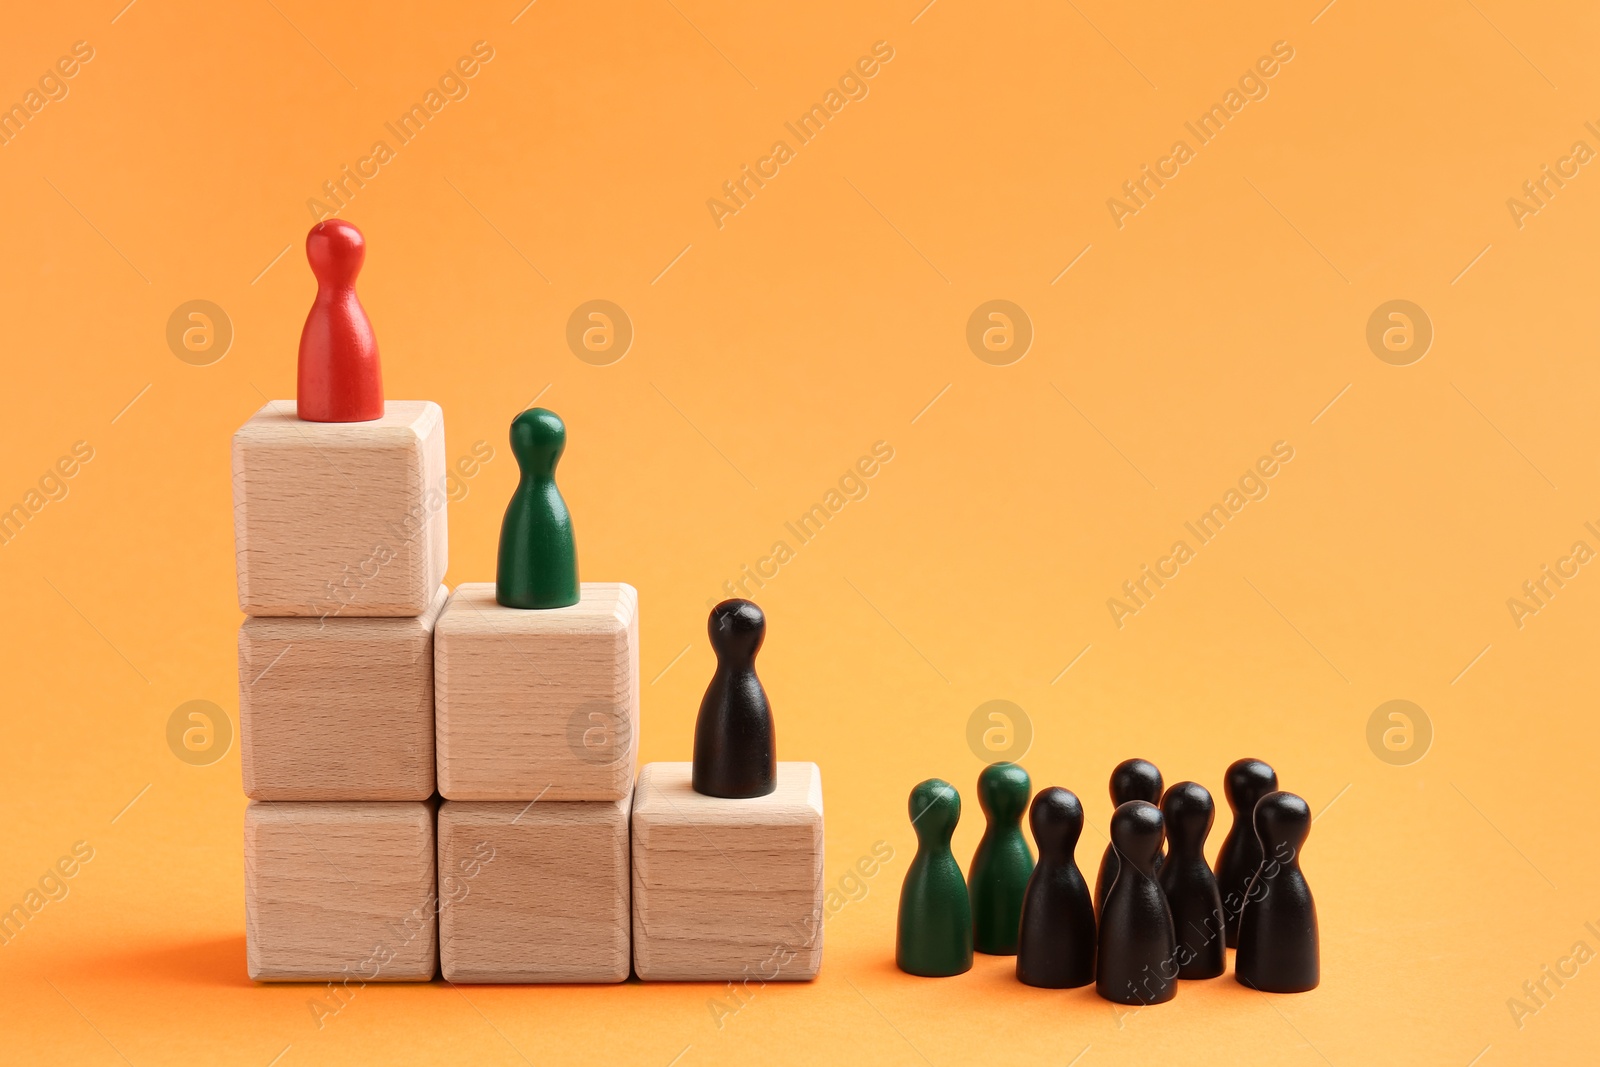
968 761 1035 955
896 779 972 977
496 408 579 609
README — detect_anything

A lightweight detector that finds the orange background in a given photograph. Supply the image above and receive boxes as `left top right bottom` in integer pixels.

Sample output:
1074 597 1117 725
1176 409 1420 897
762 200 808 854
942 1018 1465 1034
2 1 1597 1063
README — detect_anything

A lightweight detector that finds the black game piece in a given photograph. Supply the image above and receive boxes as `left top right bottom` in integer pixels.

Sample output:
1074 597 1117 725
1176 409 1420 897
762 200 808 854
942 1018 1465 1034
1215 758 1278 947
1095 758 1163 917
1157 782 1226 979
1095 800 1178 1005
691 599 776 798
1236 791 1319 993
1016 787 1096 988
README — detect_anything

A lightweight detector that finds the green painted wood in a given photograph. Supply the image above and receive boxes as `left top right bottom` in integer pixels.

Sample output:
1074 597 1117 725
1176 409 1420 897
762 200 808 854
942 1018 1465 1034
496 408 579 609
969 761 1035 955
896 779 972 977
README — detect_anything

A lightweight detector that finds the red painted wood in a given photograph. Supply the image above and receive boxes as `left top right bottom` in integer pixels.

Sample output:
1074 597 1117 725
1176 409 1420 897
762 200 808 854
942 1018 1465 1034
296 219 383 422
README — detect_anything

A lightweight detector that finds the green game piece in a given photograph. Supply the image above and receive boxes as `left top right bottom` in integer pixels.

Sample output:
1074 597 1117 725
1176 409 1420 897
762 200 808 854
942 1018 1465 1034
896 779 973 977
496 408 579 609
968 761 1035 955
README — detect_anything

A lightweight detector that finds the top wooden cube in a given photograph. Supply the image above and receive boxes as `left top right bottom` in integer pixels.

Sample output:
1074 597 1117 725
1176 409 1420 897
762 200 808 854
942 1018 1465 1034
233 400 448 617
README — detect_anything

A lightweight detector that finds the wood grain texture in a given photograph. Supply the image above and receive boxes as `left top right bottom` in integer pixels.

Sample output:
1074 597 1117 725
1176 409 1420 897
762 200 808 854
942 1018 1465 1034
244 801 438 982
233 400 448 617
239 585 446 801
435 583 638 801
632 762 824 982
438 797 631 983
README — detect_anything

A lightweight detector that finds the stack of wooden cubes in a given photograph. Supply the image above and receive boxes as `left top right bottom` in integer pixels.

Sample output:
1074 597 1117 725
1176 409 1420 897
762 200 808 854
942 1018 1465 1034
235 399 448 982
234 398 821 984
433 581 639 982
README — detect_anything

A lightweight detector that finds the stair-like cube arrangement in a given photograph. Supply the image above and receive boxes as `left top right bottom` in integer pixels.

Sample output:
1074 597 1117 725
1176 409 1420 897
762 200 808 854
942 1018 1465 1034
234 222 820 985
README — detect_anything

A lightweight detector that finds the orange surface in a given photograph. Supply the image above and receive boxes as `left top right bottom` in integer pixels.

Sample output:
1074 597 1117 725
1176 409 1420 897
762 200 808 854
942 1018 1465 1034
1 1 1596 1063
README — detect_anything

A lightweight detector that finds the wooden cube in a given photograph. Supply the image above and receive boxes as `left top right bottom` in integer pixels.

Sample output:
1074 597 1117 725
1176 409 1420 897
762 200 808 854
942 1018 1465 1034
435 583 639 801
233 400 448 617
437 797 631 983
239 585 446 801
632 762 824 982
244 801 437 982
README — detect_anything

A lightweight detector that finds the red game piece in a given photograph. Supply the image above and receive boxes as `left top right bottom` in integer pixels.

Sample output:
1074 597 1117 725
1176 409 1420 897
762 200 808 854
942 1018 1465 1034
296 220 383 423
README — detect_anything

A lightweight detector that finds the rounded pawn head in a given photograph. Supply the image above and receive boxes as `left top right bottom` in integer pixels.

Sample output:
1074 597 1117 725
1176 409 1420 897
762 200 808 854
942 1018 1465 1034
509 407 566 478
1110 800 1164 877
976 762 1030 823
1224 758 1278 815
708 598 764 660
1028 787 1083 855
1110 758 1163 805
1252 790 1311 857
305 219 366 287
909 778 960 841
1161 781 1214 849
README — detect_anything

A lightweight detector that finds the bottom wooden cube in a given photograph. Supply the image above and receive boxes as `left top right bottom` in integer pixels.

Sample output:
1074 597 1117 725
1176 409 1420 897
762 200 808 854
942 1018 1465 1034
632 762 824 982
438 797 631 982
245 801 437 982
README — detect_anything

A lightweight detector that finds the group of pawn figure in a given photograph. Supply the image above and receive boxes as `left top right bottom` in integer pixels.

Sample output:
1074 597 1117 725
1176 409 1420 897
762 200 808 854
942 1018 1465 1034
896 757 1319 1004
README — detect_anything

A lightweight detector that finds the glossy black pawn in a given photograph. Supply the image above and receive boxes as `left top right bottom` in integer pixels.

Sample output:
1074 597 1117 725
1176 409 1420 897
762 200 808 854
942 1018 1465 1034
1215 758 1277 947
1157 782 1226 979
1095 758 1163 918
1016 788 1096 988
1096 801 1177 1005
691 599 776 798
1237 791 1319 993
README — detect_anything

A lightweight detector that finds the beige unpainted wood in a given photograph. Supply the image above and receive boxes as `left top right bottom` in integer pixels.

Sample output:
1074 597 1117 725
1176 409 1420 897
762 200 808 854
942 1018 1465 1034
239 585 446 801
438 796 631 983
233 400 448 617
244 801 438 981
435 583 639 801
632 762 824 982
